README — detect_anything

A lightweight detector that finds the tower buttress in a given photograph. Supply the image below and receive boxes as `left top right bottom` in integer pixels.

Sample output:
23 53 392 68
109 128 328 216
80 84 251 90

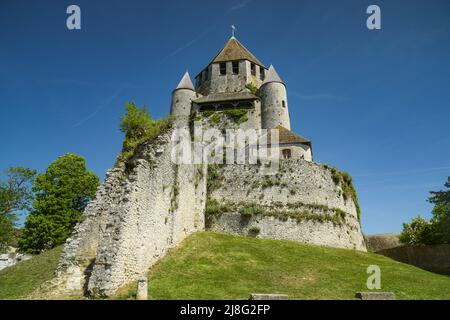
260 65 291 130
170 71 196 126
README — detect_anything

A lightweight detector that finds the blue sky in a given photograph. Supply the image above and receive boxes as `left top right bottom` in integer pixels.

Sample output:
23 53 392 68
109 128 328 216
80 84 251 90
0 0 449 234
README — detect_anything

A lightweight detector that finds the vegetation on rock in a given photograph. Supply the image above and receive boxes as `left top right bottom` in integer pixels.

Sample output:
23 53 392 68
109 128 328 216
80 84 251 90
224 109 248 125
327 166 361 222
118 102 172 163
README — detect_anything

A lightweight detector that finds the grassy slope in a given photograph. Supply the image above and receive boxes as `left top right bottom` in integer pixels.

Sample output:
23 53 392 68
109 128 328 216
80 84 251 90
1 233 450 300
0 246 62 299
119 232 450 300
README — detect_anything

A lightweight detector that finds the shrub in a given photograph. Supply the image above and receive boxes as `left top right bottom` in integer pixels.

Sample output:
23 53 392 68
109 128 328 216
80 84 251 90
118 102 172 163
205 198 232 216
207 164 224 192
202 111 214 118
224 109 248 124
248 226 261 235
210 113 221 124
239 202 264 217
245 83 258 94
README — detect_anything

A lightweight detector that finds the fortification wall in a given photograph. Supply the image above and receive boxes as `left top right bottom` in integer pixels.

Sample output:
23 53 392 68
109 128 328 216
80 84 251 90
207 160 367 251
56 129 206 296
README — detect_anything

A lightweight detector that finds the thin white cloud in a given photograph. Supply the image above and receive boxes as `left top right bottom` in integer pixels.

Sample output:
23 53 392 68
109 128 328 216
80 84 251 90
226 0 252 13
165 0 252 59
72 87 123 128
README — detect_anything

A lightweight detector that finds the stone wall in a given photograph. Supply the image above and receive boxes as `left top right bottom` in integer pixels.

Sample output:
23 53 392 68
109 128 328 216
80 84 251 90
364 234 401 252
56 129 206 296
207 160 366 251
0 252 32 271
377 244 450 276
51 131 366 297
197 61 265 96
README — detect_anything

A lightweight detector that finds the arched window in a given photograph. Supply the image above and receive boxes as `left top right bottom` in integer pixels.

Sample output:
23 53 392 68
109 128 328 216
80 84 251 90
282 100 286 108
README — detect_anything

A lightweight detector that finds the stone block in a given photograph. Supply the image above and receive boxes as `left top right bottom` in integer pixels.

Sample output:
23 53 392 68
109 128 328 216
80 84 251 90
355 292 396 300
249 293 289 300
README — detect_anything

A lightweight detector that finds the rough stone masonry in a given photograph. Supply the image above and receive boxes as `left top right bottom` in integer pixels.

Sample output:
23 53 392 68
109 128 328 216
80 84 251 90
48 35 367 297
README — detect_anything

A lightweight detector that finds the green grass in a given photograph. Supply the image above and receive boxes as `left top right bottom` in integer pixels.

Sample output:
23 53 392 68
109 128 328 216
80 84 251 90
2 233 450 300
0 246 62 299
119 232 450 300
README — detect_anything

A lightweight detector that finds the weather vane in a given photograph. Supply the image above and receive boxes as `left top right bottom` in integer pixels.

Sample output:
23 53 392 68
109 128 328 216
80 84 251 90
231 25 236 37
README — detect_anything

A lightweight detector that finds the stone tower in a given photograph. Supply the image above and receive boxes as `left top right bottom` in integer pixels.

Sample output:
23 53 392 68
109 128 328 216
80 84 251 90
46 34 365 299
170 71 196 125
260 65 291 130
195 36 267 96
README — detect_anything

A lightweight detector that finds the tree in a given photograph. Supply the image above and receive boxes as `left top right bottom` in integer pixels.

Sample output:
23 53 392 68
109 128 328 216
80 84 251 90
0 216 15 253
118 102 172 162
19 154 99 253
120 102 155 141
400 177 450 245
0 167 36 221
399 216 435 246
429 177 450 244
428 177 450 206
0 167 36 252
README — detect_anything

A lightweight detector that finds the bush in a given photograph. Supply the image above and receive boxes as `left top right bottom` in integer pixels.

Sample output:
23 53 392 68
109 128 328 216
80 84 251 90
224 109 248 124
239 202 264 217
245 83 258 94
118 102 172 163
205 198 231 216
210 113 221 124
248 226 260 235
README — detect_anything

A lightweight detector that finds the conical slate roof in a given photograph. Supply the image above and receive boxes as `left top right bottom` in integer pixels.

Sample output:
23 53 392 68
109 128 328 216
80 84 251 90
262 65 284 85
176 71 195 90
210 37 264 67
267 125 311 145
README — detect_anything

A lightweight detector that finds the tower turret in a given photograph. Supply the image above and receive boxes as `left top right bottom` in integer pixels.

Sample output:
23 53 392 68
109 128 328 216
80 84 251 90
260 65 291 130
170 71 196 125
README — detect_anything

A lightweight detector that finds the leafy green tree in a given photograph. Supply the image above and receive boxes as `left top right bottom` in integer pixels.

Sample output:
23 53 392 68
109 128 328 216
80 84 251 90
0 216 15 253
431 203 450 244
19 154 99 253
400 177 450 245
0 167 36 252
428 177 450 205
120 102 156 141
399 216 435 245
0 167 36 221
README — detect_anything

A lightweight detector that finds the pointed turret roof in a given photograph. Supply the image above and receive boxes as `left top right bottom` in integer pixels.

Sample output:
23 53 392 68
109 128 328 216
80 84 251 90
210 36 264 67
175 71 195 91
262 65 284 86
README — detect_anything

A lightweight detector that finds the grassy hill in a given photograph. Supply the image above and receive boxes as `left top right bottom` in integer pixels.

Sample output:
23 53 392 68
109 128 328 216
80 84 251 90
0 246 62 299
1 233 450 300
117 232 450 300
